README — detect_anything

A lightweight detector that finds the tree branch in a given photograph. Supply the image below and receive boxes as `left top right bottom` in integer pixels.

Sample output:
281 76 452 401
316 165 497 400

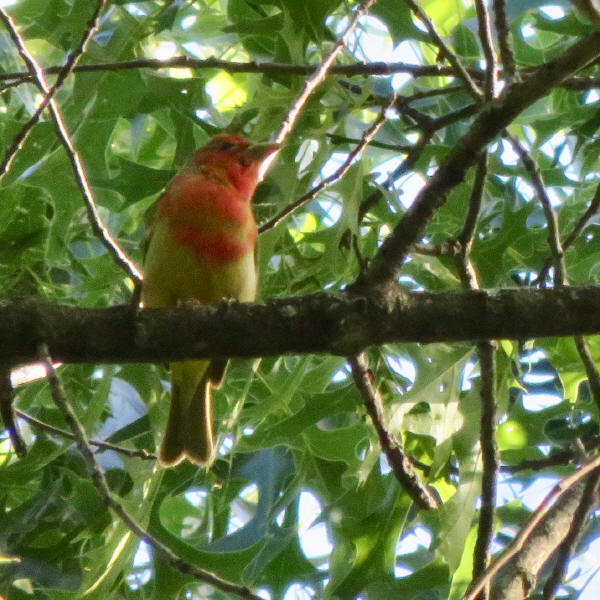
16 408 157 461
0 3 142 286
402 0 482 100
464 455 600 600
38 345 261 600
356 31 600 290
274 0 378 147
0 57 480 83
541 471 600 600
260 92 395 233
349 353 439 510
5 286 600 366
492 0 517 82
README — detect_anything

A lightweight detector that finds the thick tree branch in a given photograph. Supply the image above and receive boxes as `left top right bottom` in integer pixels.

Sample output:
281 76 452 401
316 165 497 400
489 471 600 600
4 285 600 366
541 471 600 600
464 455 600 600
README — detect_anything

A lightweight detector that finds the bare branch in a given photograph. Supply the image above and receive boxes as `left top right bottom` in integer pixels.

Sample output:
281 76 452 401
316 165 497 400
358 131 433 224
471 340 499 600
412 240 463 256
356 32 600 290
541 471 600 600
7 287 600 366
274 0 378 147
463 454 600 600
537 179 600 285
475 0 499 99
453 166 498 598
492 0 517 82
0 56 480 83
562 180 600 250
458 154 488 246
510 145 600 418
16 409 157 461
260 93 395 233
0 0 107 178
349 353 439 510
574 335 600 413
0 366 26 457
38 344 261 600
0 4 142 285
505 132 565 286
402 0 482 100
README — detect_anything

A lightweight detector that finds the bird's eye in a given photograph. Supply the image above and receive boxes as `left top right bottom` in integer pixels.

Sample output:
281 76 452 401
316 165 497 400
217 141 236 151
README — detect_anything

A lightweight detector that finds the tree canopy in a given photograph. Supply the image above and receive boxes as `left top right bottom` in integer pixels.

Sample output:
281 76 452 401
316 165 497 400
2 0 600 599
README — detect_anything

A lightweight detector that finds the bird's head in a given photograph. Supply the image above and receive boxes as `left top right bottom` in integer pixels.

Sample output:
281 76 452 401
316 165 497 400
194 134 279 168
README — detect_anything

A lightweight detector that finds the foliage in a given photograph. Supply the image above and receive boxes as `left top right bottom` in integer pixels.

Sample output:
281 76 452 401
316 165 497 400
1 0 600 599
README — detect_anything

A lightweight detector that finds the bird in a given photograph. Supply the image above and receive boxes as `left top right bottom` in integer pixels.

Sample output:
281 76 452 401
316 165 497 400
141 133 279 466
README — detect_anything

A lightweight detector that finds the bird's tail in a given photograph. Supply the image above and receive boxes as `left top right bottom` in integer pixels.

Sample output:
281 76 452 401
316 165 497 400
159 360 214 466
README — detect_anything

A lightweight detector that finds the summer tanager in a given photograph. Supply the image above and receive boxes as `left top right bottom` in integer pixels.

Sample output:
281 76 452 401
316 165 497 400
142 134 279 466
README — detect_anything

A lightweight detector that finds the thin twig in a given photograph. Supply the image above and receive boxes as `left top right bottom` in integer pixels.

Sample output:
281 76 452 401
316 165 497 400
327 133 412 153
562 180 600 249
402 0 482 100
4 55 598 93
0 5 142 285
462 454 600 600
260 93 395 233
394 94 434 130
505 131 565 286
16 408 157 461
349 353 439 510
471 340 498 600
452 155 498 599
561 75 600 90
412 439 600 476
358 130 433 224
0 75 29 94
492 0 517 82
353 99 477 228
509 142 600 416
475 0 498 100
412 239 463 256
458 154 488 246
0 366 26 457
574 336 600 413
273 0 379 147
37 344 261 600
0 57 480 83
0 0 106 178
537 179 600 285
541 471 600 600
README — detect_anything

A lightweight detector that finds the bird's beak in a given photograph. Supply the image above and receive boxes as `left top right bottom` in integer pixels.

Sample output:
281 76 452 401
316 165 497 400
241 142 281 164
